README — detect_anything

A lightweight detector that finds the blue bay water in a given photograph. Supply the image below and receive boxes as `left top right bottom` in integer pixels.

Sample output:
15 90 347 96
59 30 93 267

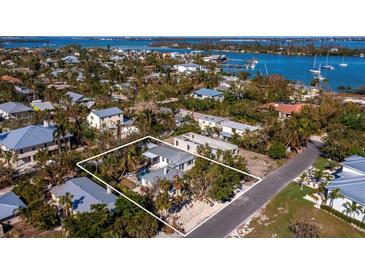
1 37 365 90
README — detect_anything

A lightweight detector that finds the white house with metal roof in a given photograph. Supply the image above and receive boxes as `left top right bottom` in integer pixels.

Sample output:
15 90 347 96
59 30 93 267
31 100 55 112
174 132 238 156
141 144 195 187
221 120 260 139
0 123 72 169
50 177 117 214
326 155 365 222
192 88 224 101
87 107 124 130
173 63 207 74
0 102 33 120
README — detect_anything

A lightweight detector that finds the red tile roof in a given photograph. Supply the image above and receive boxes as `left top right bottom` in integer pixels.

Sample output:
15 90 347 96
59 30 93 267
0 75 22 84
268 103 303 115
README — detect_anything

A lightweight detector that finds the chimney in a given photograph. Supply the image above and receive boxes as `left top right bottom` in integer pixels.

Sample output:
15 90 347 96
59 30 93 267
164 167 168 175
107 186 112 194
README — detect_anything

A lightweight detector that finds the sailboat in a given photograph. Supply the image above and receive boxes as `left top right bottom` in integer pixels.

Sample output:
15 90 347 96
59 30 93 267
314 64 326 81
309 55 320 73
339 56 348 67
322 53 335 70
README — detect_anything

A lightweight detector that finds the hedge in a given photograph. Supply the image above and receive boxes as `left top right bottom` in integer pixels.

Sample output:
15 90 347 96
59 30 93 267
320 204 365 229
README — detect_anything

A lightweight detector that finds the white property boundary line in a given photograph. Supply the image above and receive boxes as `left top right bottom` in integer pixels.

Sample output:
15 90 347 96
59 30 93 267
76 135 262 237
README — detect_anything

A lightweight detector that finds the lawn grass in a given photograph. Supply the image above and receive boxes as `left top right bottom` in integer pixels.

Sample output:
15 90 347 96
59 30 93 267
245 183 365 238
313 156 336 171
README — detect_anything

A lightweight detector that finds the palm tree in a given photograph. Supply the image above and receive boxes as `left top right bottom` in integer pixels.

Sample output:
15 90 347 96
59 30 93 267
342 201 363 219
118 146 139 180
59 192 74 218
35 149 50 169
328 188 343 208
53 110 70 152
299 172 307 190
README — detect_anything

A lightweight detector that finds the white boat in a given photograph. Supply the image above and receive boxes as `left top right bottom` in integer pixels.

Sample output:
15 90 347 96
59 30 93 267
322 53 335 70
339 56 348 67
309 55 321 73
314 64 326 81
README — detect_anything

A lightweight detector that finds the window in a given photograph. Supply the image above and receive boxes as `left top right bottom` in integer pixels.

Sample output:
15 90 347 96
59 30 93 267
232 128 236 134
19 149 23 154
187 145 190 150
175 140 179 146
32 147 36 151
44 143 48 148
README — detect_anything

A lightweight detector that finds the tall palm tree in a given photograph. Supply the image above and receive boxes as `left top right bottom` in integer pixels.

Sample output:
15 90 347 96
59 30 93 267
53 110 70 152
342 201 363 219
118 146 139 180
59 192 74 218
328 188 343 208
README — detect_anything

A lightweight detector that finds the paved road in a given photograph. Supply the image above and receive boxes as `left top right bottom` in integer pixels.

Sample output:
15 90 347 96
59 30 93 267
186 143 320 238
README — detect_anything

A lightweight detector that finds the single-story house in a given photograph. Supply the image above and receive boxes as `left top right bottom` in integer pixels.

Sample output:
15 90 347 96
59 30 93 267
173 63 207 73
267 103 303 119
0 123 72 169
326 155 365 222
61 55 79 64
174 132 238 156
192 88 224 101
221 120 260 139
0 191 26 222
87 107 123 130
0 75 22 84
140 166 184 187
0 102 33 120
50 177 117 214
65 91 95 109
31 100 55 112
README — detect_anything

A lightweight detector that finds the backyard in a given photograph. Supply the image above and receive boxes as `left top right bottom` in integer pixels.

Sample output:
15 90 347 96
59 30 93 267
242 183 365 238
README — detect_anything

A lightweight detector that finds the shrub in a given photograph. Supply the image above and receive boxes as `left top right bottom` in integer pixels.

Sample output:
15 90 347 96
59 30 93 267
268 141 287 159
320 204 365 229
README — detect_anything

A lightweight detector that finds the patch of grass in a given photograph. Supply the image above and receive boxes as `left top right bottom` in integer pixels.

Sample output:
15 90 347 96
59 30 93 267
313 157 336 171
245 183 365 238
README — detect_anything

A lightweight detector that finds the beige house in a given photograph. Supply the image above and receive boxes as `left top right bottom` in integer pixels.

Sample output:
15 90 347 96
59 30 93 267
87 107 123 130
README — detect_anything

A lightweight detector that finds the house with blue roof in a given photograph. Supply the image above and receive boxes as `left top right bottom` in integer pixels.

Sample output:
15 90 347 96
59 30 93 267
192 88 224 101
50 177 117 214
0 123 72 169
0 102 33 120
65 91 95 109
0 191 26 222
326 155 365 222
87 107 123 130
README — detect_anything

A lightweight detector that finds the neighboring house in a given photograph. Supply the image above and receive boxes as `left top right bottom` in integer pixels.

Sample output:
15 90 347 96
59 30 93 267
14 86 35 100
174 132 239 156
0 191 26 222
0 75 22 84
0 102 33 120
31 100 55 112
65 91 95 109
62 55 79 64
192 88 224 101
177 109 227 131
221 120 260 139
87 107 123 130
50 177 117 214
0 123 72 169
267 103 303 119
142 144 195 172
173 63 207 73
326 155 365 222
196 113 227 131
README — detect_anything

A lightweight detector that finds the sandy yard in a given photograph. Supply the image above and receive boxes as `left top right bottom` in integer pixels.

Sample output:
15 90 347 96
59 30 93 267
238 148 277 178
170 185 250 234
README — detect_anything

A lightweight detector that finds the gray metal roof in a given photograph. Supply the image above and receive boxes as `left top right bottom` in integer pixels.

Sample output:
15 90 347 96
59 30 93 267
140 167 183 185
342 155 365 174
92 107 123 118
197 113 226 124
50 177 117 213
0 102 32 114
65 91 85 102
221 120 259 132
0 191 26 221
0 124 71 150
327 174 365 206
193 88 223 98
147 145 195 167
31 101 55 111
